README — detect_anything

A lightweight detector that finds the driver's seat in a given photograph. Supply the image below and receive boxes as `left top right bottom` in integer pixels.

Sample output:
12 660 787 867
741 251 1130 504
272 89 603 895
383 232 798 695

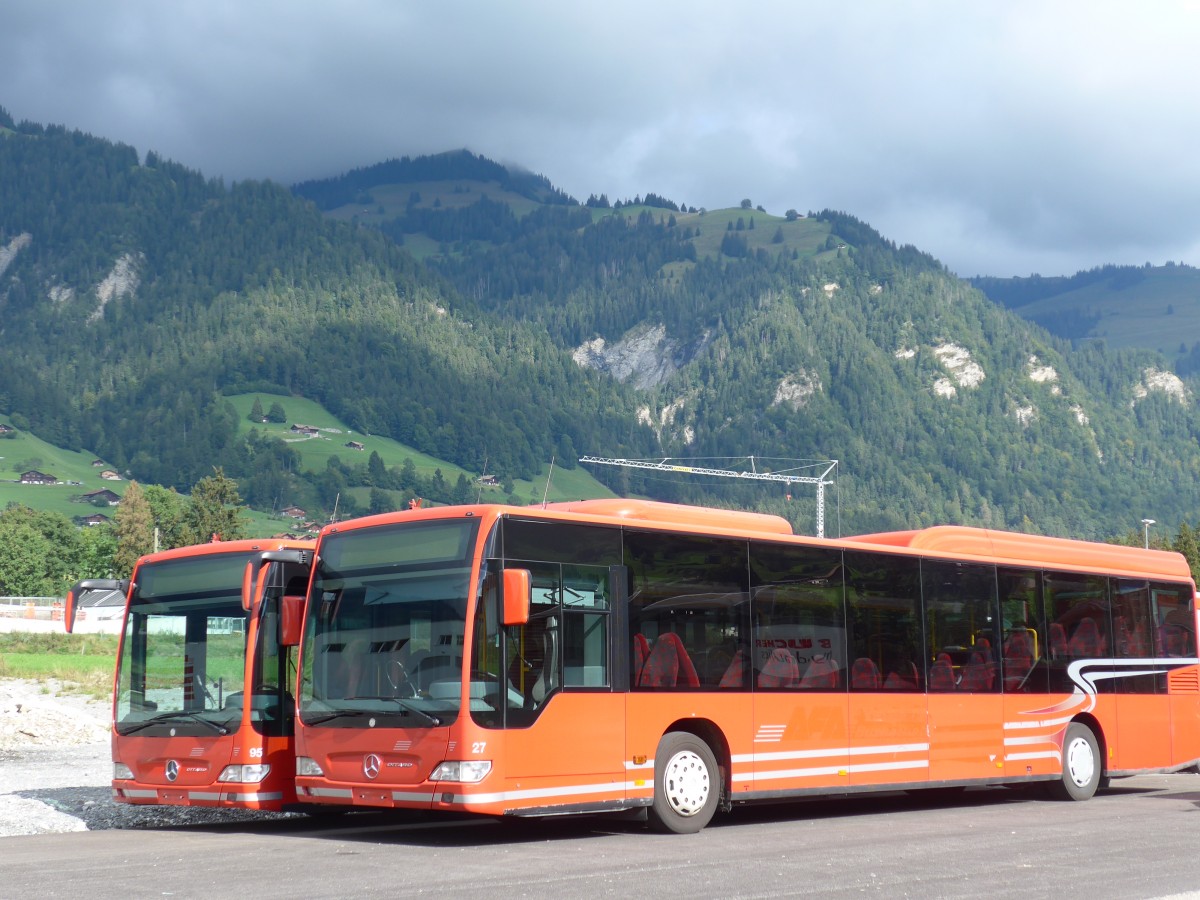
532 616 559 705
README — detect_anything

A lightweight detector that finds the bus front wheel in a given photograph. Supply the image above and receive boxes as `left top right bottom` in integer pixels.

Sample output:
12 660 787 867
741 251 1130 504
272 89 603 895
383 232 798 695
648 732 719 834
1049 722 1101 801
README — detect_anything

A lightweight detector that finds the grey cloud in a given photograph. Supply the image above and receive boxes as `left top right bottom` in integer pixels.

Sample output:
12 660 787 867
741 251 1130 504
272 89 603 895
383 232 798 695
3 1 1200 276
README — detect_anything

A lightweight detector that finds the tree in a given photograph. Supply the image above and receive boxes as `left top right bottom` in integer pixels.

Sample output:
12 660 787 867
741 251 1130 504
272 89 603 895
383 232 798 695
266 401 287 423
142 484 191 550
368 487 394 515
0 505 86 595
185 467 247 543
249 397 265 422
114 481 156 577
740 199 752 209
1174 522 1200 582
451 474 473 504
785 209 799 221
76 525 118 581
368 450 388 486
0 521 52 595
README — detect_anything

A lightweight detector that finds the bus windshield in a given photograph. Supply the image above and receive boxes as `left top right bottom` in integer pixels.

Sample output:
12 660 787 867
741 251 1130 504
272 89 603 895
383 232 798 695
299 517 480 728
115 552 255 737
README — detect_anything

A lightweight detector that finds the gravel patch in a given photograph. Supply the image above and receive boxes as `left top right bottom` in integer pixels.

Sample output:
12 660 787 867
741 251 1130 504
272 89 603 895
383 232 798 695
0 678 296 835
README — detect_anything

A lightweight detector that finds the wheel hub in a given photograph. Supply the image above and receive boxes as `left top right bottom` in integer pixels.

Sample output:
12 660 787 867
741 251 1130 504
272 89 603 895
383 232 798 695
1065 735 1095 787
663 749 710 816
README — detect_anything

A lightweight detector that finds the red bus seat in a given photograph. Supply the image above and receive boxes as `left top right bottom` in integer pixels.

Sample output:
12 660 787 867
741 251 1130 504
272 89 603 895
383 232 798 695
883 660 919 690
758 648 800 689
850 657 881 690
1002 631 1034 690
928 657 956 691
719 649 748 688
639 633 700 688
1068 617 1104 657
1049 622 1068 659
800 658 840 690
633 633 651 682
959 651 994 691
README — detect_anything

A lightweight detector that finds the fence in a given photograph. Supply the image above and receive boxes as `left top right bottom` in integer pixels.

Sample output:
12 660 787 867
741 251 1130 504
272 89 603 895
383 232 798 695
0 597 61 620
0 595 124 634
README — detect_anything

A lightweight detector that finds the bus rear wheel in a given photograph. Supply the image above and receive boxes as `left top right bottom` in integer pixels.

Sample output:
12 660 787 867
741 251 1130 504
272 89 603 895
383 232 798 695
1049 722 1101 801
648 732 719 834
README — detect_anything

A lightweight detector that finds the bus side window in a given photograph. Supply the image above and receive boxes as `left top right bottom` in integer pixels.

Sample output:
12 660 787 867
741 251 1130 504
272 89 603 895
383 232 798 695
748 543 845 692
922 560 1000 693
1153 583 1197 658
560 565 611 689
844 552 921 693
624 530 750 691
997 568 1048 694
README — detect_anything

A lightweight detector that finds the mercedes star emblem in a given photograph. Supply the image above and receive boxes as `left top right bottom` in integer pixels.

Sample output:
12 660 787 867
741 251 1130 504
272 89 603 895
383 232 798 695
165 759 179 782
363 754 382 780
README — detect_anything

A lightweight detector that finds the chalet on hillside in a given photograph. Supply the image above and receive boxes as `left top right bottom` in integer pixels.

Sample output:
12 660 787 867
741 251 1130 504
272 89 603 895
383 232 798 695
290 424 320 436
79 513 112 526
20 470 56 485
478 475 498 485
345 441 365 451
100 470 122 481
90 459 105 467
0 424 14 435
281 506 307 519
81 488 121 505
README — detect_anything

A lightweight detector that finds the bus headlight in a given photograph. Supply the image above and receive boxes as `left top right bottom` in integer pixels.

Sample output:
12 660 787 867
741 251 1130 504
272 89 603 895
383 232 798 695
296 756 325 777
113 763 134 780
217 764 270 783
430 760 492 783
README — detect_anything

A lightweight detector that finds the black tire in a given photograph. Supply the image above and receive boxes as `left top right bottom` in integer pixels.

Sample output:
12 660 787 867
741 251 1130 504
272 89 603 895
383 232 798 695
1048 721 1101 801
648 732 719 834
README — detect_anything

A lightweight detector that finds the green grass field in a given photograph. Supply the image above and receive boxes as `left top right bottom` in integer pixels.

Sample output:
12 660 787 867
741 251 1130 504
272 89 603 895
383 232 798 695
226 392 615 511
0 418 124 520
0 632 118 697
0 392 616 537
1016 265 1200 357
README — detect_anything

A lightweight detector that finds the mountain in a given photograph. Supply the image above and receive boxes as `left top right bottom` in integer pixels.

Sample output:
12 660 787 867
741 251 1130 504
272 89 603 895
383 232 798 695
3 111 1200 540
972 264 1200 366
0 119 651 523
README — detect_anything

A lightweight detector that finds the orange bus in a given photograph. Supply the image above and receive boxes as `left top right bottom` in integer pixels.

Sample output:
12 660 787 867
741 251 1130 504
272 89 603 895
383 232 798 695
66 538 313 811
292 499 1200 832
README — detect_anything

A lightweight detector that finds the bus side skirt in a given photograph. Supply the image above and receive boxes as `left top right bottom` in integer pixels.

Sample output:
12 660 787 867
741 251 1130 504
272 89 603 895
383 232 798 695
506 798 652 818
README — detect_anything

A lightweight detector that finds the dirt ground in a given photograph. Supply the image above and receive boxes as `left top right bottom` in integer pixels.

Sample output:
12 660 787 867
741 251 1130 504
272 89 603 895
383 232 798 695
0 678 290 835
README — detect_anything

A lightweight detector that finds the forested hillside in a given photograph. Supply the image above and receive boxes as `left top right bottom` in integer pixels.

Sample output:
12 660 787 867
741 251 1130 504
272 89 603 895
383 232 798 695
4 110 1200 540
972 264 1200 366
0 116 654 523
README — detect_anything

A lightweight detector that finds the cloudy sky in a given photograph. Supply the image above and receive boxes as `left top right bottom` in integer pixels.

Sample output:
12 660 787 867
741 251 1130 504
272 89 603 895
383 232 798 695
4 1 1199 277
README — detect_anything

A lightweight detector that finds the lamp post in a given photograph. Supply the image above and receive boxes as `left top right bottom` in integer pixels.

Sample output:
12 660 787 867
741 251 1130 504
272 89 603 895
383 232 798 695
1142 518 1156 549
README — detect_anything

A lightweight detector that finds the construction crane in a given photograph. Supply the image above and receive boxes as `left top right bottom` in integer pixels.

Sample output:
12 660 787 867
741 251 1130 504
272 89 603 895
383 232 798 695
579 456 839 538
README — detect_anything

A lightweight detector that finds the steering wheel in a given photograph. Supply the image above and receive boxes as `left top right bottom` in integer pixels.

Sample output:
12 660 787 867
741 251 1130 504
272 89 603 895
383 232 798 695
193 673 215 706
386 658 419 697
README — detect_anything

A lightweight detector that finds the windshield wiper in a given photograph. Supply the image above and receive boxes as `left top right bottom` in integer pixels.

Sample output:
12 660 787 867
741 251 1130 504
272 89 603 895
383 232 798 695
384 698 442 727
303 709 373 726
342 697 443 727
121 710 229 735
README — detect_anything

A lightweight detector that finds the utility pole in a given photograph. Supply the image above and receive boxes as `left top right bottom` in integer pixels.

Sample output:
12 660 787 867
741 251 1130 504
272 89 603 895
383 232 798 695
579 456 839 537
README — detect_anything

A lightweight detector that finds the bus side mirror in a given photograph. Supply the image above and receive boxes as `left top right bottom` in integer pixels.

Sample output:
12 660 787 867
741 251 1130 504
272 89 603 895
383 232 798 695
242 548 310 612
502 568 531 626
241 561 266 613
280 594 305 647
65 578 125 634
